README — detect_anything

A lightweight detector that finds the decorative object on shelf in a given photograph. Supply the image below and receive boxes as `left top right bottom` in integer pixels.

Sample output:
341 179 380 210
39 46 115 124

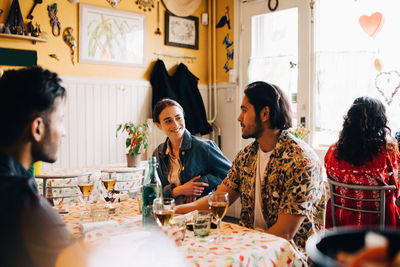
48 3 61 36
79 4 145 66
165 11 198 49
27 0 43 20
135 0 154 12
106 0 121 8
162 0 201 17
116 121 150 167
375 70 400 106
5 0 26 35
222 33 233 49
27 22 41 37
216 7 230 29
49 54 59 61
63 27 76 65
289 126 311 140
154 1 161 35
359 12 384 38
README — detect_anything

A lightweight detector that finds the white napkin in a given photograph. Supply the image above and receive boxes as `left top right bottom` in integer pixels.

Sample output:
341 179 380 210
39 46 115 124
79 220 119 234
115 193 129 202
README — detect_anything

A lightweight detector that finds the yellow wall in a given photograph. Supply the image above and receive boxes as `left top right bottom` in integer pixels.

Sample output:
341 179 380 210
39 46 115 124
0 0 229 84
216 0 233 83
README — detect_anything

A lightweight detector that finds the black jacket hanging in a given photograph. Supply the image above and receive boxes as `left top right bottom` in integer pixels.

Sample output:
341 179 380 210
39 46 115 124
150 59 177 109
172 63 212 135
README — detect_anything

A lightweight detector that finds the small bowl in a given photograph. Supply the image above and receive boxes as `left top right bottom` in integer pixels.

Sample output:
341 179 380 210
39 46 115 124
306 227 400 267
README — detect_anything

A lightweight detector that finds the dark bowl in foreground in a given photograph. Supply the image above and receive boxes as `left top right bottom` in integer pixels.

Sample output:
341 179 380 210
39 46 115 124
306 227 400 267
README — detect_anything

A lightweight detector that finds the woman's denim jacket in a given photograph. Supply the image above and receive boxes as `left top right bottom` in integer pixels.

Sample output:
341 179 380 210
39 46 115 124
152 129 231 203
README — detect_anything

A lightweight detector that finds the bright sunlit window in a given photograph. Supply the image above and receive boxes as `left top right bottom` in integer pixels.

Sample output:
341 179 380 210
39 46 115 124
314 0 400 148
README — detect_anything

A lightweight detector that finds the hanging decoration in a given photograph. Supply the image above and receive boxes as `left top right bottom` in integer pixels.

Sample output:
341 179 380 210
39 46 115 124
359 12 384 38
48 3 61 36
161 0 201 17
135 0 154 11
5 0 26 35
375 70 400 106
63 27 76 65
49 54 60 61
222 33 234 73
374 58 383 72
27 0 43 20
268 0 279 12
216 7 230 29
222 34 233 49
106 0 121 8
154 1 161 35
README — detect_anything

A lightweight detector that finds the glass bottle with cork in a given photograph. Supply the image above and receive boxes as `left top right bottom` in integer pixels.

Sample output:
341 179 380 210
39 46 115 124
142 156 162 228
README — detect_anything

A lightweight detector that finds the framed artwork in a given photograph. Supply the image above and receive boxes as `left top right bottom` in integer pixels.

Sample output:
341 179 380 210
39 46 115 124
164 11 198 50
79 4 146 66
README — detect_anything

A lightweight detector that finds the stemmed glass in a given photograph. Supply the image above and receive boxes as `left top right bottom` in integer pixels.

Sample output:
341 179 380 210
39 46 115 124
102 174 116 202
208 192 229 242
77 175 94 204
153 197 175 226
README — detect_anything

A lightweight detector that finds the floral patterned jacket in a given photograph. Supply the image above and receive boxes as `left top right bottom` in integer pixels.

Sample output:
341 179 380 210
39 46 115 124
224 130 326 254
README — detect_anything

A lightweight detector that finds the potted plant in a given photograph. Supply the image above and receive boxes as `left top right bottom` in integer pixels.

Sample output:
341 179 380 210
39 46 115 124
116 121 150 167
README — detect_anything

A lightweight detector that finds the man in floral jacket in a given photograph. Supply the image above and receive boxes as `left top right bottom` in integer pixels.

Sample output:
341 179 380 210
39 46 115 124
176 81 326 258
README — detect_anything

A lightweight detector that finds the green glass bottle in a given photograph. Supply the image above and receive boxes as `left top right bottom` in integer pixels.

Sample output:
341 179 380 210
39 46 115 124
142 156 162 228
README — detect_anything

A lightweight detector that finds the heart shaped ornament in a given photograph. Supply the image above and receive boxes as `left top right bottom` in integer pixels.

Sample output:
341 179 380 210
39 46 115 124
106 0 121 8
359 12 385 38
375 71 400 105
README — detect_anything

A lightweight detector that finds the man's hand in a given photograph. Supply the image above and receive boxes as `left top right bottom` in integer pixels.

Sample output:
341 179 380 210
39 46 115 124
172 176 208 197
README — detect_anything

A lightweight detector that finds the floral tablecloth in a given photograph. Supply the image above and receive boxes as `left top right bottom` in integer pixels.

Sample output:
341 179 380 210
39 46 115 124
58 200 305 267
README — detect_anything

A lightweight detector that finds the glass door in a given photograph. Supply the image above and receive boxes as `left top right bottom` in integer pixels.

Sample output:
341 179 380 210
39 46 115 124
239 0 311 145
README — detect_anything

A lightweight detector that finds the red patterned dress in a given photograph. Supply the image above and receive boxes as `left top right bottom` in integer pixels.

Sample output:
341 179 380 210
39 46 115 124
325 144 400 228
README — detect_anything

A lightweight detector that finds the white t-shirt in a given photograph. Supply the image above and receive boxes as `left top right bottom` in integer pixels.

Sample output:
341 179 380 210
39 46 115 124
253 147 272 231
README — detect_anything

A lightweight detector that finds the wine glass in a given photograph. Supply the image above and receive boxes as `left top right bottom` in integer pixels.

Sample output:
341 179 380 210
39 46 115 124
208 192 229 242
102 174 116 202
77 175 94 204
153 198 175 227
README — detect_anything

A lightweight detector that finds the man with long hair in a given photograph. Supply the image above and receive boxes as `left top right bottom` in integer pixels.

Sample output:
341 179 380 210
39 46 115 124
176 81 326 258
325 96 400 228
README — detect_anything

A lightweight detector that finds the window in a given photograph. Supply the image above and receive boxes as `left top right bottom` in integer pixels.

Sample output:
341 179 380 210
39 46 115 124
314 0 400 148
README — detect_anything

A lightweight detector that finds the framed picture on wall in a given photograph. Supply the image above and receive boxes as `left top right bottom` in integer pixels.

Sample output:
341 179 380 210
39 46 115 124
79 4 146 66
164 11 199 50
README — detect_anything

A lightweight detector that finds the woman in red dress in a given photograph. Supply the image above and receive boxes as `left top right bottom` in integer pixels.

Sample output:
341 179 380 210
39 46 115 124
325 96 400 228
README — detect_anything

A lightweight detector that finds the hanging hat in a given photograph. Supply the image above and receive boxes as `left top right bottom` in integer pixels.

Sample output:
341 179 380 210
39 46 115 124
162 0 201 17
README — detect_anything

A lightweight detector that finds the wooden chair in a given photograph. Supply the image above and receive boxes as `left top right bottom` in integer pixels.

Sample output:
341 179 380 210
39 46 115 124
328 178 396 229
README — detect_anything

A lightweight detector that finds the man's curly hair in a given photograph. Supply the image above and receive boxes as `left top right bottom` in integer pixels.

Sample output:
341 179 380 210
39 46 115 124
336 96 390 166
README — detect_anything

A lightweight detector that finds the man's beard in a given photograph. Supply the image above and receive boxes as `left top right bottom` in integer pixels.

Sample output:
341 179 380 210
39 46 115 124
242 117 264 139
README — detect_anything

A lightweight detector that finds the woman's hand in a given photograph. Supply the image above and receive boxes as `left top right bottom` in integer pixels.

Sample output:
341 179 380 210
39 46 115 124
172 176 208 197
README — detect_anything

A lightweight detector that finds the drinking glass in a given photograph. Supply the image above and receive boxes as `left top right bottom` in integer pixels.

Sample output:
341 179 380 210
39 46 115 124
102 174 116 202
77 175 94 204
208 192 229 242
153 198 175 227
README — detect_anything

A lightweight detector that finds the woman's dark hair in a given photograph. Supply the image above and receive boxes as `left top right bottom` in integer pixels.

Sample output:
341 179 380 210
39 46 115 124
152 98 184 123
336 96 390 166
0 66 66 144
244 81 292 130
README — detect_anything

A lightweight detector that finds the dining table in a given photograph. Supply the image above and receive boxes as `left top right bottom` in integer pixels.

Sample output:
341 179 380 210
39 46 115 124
56 199 305 267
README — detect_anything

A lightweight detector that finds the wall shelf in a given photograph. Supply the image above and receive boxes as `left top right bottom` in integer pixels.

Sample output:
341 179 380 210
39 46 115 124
0 33 47 44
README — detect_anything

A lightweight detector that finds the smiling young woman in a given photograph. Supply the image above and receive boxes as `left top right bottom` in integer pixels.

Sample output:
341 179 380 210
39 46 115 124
152 98 232 204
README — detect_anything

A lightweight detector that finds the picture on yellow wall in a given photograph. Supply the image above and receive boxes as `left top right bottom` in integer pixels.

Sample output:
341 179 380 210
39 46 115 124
165 11 198 50
79 4 146 66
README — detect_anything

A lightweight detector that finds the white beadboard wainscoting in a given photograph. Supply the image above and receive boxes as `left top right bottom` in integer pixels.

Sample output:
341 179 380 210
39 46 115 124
44 76 152 171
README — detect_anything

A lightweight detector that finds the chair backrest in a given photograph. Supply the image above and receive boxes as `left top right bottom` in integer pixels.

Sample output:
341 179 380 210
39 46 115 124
328 178 396 229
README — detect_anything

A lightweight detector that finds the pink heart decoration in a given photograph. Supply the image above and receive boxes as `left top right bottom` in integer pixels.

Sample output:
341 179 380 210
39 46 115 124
359 12 385 38
375 71 400 106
